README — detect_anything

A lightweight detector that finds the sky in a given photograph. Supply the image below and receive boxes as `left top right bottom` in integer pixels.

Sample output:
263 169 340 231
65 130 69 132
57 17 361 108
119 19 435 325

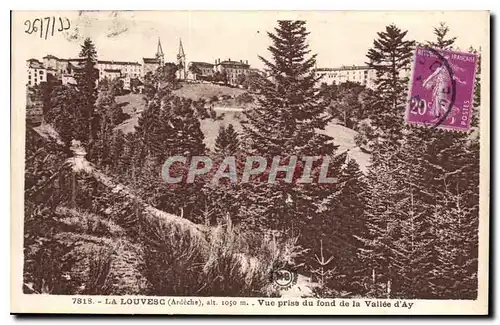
13 11 489 70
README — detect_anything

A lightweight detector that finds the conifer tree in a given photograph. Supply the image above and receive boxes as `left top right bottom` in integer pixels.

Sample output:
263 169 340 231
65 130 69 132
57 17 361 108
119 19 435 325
74 38 99 145
427 22 457 50
214 125 227 154
366 25 415 138
133 82 206 221
215 124 240 155
322 158 370 295
46 85 83 144
240 21 341 244
243 20 335 157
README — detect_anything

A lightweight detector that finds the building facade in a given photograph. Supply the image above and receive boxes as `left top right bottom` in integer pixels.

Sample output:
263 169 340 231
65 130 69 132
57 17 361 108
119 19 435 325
26 59 47 87
42 55 70 78
187 61 215 80
28 39 261 91
61 74 76 86
97 60 141 80
215 58 250 85
314 65 376 89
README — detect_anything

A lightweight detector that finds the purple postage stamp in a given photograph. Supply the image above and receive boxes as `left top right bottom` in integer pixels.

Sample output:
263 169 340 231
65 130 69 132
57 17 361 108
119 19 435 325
406 46 479 131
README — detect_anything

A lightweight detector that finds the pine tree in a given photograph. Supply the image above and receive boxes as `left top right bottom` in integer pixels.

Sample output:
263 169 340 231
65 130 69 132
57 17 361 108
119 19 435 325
215 124 240 155
366 25 415 138
224 124 239 154
214 125 227 154
240 21 340 246
322 158 370 295
74 38 99 146
361 149 401 298
427 22 457 50
361 23 481 299
243 20 335 157
425 134 479 299
45 85 83 144
133 83 207 222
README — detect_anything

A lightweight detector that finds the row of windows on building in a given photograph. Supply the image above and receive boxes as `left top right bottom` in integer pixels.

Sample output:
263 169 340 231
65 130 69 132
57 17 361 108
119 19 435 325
319 70 369 78
27 69 46 86
98 70 140 79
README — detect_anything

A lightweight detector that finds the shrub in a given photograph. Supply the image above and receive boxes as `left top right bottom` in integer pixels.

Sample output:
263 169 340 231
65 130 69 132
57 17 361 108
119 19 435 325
139 213 302 297
236 92 254 105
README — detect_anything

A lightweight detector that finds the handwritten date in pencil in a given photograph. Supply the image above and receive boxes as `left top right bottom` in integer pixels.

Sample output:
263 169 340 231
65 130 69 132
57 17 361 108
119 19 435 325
24 17 71 40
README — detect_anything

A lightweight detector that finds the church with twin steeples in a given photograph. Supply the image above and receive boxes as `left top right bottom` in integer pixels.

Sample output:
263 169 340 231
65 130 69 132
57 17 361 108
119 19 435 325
142 37 187 80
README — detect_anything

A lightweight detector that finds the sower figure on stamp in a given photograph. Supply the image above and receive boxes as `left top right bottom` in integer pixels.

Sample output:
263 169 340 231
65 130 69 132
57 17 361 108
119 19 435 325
422 56 466 123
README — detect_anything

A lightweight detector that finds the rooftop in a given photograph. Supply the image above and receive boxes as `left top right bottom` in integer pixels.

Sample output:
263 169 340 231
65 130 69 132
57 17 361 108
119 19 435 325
43 54 59 60
65 58 86 62
190 61 215 67
28 62 44 69
314 65 372 72
143 58 160 64
218 60 250 67
98 60 141 66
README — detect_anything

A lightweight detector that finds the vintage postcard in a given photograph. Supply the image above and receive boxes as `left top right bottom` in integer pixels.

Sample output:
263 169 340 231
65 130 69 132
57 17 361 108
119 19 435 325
10 10 490 315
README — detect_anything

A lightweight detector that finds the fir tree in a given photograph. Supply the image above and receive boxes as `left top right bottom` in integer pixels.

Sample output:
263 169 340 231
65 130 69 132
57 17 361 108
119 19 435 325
214 124 240 155
132 83 207 221
46 85 83 144
322 158 370 295
366 25 415 138
243 20 335 157
74 38 99 146
214 125 227 154
240 20 341 245
427 22 457 50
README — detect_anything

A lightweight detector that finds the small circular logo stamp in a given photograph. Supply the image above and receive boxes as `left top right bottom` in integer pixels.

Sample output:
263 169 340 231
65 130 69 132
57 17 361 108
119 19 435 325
269 264 298 291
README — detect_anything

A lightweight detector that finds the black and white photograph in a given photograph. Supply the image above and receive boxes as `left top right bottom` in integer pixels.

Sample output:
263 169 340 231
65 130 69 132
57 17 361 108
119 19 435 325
10 10 490 315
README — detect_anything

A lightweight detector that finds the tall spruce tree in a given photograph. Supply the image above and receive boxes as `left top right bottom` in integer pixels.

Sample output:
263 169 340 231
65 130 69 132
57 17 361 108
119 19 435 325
214 126 228 154
361 22 480 299
322 158 370 295
242 20 335 157
427 22 457 50
215 124 240 155
240 21 341 273
132 74 207 221
74 38 99 147
366 25 414 138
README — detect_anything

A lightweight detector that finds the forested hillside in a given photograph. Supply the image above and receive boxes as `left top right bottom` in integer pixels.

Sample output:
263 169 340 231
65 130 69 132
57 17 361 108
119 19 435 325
23 21 481 299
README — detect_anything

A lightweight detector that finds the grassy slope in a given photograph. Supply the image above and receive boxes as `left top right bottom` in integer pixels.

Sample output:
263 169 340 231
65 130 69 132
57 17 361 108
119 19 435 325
113 87 371 173
202 111 371 173
114 84 246 133
173 82 245 101
114 93 147 133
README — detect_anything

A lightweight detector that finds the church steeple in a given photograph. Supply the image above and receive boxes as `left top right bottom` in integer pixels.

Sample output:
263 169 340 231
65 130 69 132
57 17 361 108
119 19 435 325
156 37 164 65
176 38 186 80
178 39 185 58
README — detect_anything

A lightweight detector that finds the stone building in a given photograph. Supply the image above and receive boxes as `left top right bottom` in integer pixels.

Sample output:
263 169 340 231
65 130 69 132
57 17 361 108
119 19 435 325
26 59 47 87
214 58 250 85
314 65 376 89
187 61 215 80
